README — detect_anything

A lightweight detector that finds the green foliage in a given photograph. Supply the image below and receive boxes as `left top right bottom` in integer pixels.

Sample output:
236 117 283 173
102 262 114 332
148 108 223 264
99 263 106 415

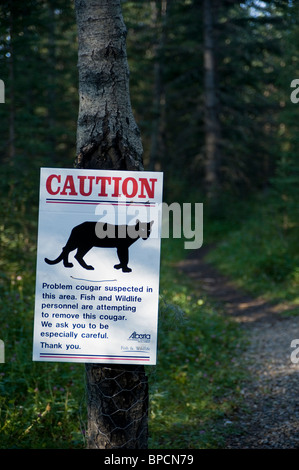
201 1 299 313
0 282 87 448
124 0 293 199
270 0 299 230
0 166 87 448
0 175 245 448
206 194 299 305
147 239 245 449
0 0 78 167
0 0 298 450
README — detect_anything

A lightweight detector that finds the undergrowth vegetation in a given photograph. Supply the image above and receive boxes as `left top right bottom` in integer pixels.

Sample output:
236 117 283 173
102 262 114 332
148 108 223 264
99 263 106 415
0 167 245 449
206 194 299 308
148 239 245 448
1 166 297 448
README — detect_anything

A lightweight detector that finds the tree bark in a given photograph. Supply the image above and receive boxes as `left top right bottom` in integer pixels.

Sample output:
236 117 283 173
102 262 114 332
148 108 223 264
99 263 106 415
148 0 167 172
203 0 221 201
74 0 148 449
85 364 148 449
75 0 143 172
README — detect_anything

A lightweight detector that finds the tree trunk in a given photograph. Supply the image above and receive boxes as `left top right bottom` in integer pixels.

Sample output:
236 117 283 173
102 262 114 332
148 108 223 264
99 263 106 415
148 0 167 171
203 0 221 201
8 3 15 162
85 364 148 449
75 0 143 172
74 0 148 449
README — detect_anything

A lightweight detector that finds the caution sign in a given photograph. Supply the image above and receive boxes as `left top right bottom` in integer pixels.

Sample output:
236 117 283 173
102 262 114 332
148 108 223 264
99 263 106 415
33 168 163 364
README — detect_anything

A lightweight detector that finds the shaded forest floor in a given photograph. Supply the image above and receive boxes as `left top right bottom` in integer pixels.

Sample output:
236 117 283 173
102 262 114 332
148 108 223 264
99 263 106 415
178 246 299 449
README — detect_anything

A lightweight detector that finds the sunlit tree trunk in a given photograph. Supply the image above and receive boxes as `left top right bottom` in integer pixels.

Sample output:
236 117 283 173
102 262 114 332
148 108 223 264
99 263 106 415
75 0 143 171
74 0 148 449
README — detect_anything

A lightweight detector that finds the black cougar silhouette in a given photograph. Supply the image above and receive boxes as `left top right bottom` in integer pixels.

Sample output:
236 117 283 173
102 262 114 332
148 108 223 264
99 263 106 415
44 220 154 273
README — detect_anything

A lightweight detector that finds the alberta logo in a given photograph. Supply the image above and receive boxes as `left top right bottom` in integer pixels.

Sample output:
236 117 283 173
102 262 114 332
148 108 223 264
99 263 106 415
128 331 151 342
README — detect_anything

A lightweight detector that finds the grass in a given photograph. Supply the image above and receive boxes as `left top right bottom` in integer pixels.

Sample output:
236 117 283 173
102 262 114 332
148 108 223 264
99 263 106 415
148 238 245 448
0 169 85 448
0 269 87 448
0 169 246 448
205 193 299 308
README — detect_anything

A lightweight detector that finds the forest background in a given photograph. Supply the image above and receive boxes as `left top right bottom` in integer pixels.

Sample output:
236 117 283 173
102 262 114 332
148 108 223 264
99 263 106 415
0 0 298 449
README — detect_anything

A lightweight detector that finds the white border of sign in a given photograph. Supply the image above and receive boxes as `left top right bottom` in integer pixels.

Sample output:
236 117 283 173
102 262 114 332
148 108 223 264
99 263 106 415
33 168 163 365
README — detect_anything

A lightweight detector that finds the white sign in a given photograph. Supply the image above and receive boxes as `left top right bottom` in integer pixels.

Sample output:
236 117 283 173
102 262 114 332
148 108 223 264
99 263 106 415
33 168 163 365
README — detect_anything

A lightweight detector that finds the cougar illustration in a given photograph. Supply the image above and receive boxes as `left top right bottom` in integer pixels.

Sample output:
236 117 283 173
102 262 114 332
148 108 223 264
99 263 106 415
44 219 154 272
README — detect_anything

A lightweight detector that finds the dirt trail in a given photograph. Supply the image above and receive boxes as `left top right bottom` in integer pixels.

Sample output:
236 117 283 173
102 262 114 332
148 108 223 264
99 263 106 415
177 247 299 449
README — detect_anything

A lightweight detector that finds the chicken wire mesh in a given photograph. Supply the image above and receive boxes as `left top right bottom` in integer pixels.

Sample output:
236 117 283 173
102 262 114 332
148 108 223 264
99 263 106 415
81 300 185 449
84 364 149 449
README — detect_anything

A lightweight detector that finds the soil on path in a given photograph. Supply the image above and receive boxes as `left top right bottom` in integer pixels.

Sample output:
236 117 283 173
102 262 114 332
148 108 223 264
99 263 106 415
177 246 299 449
